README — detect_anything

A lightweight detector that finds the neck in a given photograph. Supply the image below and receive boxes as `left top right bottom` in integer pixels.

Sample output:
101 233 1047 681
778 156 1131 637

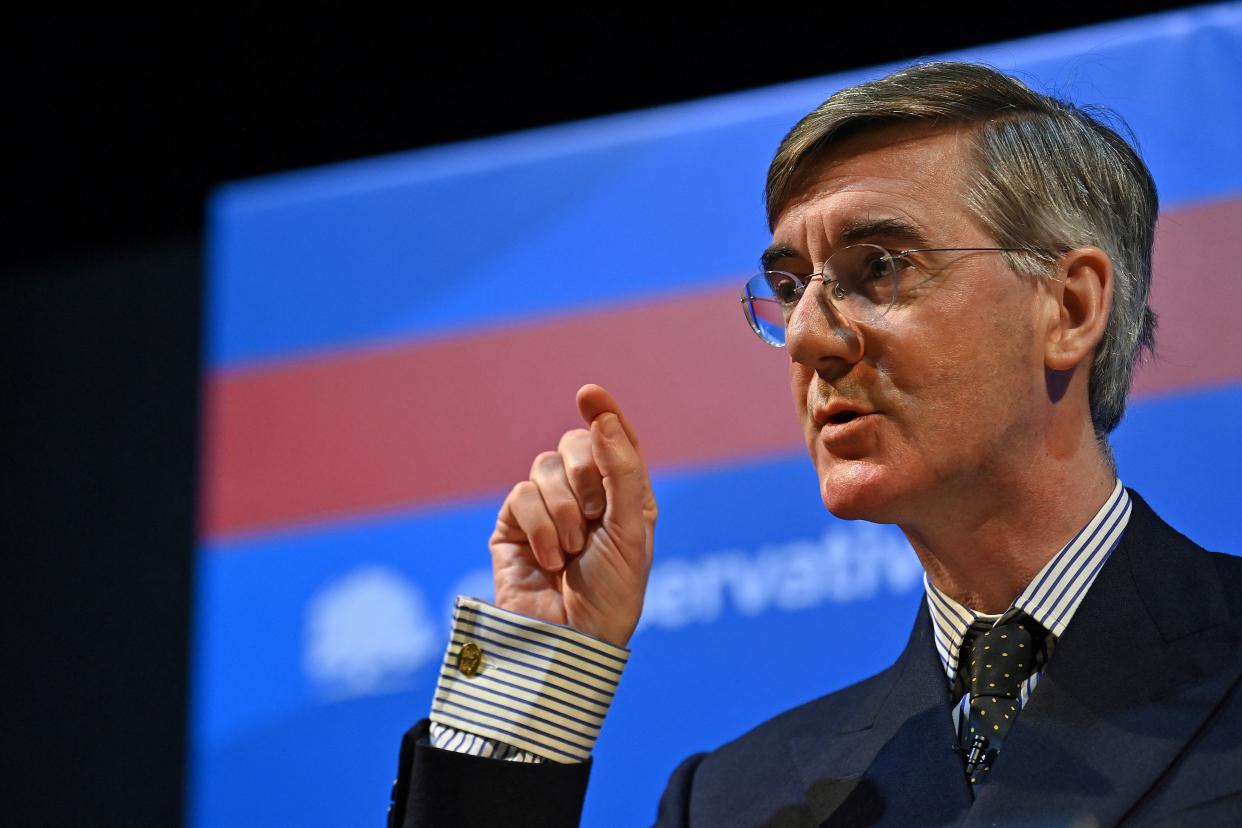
903 432 1116 615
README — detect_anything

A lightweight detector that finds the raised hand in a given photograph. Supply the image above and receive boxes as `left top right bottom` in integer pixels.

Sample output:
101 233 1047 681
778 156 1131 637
489 384 657 648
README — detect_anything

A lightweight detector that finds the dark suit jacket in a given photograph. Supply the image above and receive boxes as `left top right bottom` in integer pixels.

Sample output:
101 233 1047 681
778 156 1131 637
390 491 1242 827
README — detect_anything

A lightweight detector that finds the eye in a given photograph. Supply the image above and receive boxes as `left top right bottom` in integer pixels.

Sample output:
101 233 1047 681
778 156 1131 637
765 271 802 305
860 252 891 283
830 244 898 306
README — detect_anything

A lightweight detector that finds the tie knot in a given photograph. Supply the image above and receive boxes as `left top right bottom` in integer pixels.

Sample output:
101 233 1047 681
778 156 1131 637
964 612 1047 701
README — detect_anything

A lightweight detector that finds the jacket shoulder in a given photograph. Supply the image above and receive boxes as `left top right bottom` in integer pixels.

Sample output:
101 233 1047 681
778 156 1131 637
653 663 903 827
710 663 901 762
1124 489 1242 634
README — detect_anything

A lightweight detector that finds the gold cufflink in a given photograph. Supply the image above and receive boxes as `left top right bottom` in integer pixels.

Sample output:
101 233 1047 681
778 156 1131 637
458 641 483 677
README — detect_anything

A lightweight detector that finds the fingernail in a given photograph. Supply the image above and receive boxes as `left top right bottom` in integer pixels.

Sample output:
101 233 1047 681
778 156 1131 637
585 497 604 517
569 528 584 551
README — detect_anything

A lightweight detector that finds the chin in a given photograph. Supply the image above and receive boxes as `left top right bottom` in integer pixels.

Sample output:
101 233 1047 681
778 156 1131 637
817 460 908 523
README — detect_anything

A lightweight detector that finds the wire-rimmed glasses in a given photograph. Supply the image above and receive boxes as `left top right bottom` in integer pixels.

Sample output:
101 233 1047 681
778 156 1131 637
740 244 1033 347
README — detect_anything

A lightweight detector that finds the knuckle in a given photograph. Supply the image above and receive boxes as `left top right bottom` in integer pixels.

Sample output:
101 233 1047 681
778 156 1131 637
530 451 562 478
562 451 598 480
557 428 590 452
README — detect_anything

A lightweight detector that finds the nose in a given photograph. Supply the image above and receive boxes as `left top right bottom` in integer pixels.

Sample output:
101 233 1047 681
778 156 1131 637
785 277 864 372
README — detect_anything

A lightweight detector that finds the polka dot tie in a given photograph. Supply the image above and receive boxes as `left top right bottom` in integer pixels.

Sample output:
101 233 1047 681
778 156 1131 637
959 612 1048 786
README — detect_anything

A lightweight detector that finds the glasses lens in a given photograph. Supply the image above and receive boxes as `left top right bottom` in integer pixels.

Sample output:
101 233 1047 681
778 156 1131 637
742 245 899 346
824 244 898 322
742 274 790 347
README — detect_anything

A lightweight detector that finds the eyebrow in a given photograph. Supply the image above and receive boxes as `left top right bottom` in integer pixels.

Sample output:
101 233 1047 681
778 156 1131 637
759 217 934 270
759 243 799 270
838 217 932 249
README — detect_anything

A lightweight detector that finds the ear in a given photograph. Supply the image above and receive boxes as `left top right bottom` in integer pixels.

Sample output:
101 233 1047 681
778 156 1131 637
1044 246 1112 372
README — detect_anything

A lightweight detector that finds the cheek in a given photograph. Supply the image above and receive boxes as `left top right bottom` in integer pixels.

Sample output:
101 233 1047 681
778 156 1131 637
789 363 813 422
895 304 1042 439
870 316 1001 438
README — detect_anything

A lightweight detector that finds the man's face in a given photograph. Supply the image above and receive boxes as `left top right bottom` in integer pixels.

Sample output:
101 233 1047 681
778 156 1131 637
769 124 1053 526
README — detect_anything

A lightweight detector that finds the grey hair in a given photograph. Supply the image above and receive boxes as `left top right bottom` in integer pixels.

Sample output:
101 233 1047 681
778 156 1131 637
766 61 1158 435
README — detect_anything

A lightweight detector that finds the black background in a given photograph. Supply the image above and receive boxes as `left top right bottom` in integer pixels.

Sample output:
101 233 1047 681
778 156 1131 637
4 6 1205 824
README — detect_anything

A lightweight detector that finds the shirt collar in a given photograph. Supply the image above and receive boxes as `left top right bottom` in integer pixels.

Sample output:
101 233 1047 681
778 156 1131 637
924 480 1133 683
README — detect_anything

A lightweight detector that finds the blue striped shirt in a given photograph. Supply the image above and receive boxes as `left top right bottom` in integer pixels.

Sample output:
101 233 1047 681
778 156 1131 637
925 480 1133 731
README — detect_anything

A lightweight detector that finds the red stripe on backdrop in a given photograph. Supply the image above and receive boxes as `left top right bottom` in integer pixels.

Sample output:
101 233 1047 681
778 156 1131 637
1131 197 1242 396
200 197 1242 539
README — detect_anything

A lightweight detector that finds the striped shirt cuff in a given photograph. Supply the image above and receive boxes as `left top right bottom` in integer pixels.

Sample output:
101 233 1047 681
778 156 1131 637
428 722 546 763
428 596 630 764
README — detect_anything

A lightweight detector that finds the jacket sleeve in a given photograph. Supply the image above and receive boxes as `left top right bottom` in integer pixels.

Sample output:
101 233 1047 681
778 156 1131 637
389 719 592 828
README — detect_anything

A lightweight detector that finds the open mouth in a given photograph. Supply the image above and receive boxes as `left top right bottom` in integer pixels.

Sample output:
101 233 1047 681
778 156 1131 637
828 411 862 425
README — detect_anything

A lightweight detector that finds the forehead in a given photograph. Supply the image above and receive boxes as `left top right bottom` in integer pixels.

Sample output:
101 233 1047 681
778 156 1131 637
768 124 978 261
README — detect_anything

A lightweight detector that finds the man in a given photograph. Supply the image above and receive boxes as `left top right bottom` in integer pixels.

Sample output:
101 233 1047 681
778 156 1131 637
389 62 1242 826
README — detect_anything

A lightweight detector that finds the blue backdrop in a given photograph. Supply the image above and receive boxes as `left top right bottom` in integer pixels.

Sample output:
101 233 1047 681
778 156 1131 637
191 6 1242 825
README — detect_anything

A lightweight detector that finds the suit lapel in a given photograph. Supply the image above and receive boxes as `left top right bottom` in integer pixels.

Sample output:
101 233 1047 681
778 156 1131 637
789 603 974 827
966 493 1242 827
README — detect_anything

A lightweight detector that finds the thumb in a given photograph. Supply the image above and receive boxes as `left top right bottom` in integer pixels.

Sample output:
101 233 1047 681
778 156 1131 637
577 384 642 450
589 412 648 538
